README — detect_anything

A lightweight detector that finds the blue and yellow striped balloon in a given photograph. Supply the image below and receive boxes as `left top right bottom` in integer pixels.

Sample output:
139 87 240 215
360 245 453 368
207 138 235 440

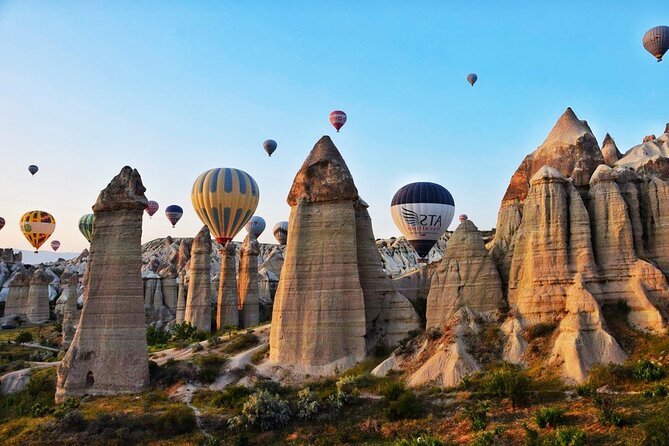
191 168 260 245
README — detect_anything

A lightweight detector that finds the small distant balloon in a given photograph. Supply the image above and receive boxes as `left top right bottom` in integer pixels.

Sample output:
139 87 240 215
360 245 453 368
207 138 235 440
263 140 277 157
467 73 478 86
0 217 4 231
643 26 669 62
51 240 61 251
273 221 288 245
165 205 184 228
145 200 159 218
20 210 56 253
28 165 39 176
78 214 94 243
329 110 347 132
245 216 266 238
459 214 468 222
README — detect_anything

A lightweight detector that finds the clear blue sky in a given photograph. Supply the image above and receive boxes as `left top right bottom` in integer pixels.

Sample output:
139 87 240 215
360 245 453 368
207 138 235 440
1 1 667 261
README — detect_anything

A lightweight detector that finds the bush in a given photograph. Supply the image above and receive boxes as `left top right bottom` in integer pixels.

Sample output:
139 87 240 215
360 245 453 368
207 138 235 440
534 406 567 428
146 325 171 347
193 354 227 383
526 323 557 340
588 363 634 388
30 401 52 417
296 387 320 420
634 359 665 382
172 322 207 343
211 385 253 410
470 428 503 446
574 384 595 398
381 381 408 401
483 363 530 410
641 414 669 446
464 400 490 431
385 390 423 421
222 331 259 355
15 331 34 344
228 389 291 431
336 373 372 396
394 435 444 446
524 425 585 446
594 396 623 427
53 397 80 419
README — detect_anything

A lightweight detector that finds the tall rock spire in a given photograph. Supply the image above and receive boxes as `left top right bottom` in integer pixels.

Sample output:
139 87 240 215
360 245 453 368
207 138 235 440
185 226 212 332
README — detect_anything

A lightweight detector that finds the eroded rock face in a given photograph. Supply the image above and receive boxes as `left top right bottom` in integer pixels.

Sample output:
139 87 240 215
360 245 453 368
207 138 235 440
238 234 260 328
216 242 239 329
61 274 80 351
269 137 368 375
25 269 51 324
426 219 504 328
56 166 149 402
185 226 212 332
3 268 33 320
601 133 622 166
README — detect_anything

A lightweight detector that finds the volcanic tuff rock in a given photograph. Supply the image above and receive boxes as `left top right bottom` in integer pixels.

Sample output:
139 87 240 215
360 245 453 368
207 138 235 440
617 127 669 179
238 234 260 328
185 226 212 332
601 133 622 166
56 166 149 402
217 242 239 329
490 108 605 283
61 274 80 351
25 268 51 324
426 219 504 328
3 268 32 320
270 137 367 375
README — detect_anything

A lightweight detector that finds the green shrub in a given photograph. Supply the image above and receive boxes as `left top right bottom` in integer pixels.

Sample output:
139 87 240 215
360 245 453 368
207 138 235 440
385 390 423 421
526 323 557 340
470 427 503 446
222 332 259 355
594 396 624 427
574 384 595 398
53 397 80 419
30 401 52 417
336 373 372 396
212 385 253 410
146 325 171 346
588 363 634 388
394 435 444 446
635 359 665 382
193 354 227 383
172 322 207 342
381 381 407 401
228 389 292 431
534 406 567 428
523 425 585 446
641 414 669 446
464 400 490 431
15 331 34 344
483 363 530 410
296 387 320 420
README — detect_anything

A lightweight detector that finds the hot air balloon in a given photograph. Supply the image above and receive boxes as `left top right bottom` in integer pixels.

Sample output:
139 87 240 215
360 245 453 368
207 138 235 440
28 165 38 176
329 110 347 132
459 214 468 222
467 73 478 86
245 216 266 238
51 240 61 251
79 214 94 243
273 221 288 245
145 201 159 218
263 140 277 157
643 26 669 62
165 205 184 228
390 182 455 258
191 168 260 245
0 217 4 231
20 210 56 253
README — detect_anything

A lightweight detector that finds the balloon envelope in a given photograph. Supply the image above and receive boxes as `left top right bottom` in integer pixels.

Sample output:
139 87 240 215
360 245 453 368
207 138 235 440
329 110 347 132
165 205 184 228
390 182 455 258
0 217 4 231
643 26 669 62
51 240 61 251
459 214 468 222
191 168 260 245
467 73 478 86
28 165 38 176
263 139 277 157
145 200 159 217
79 214 94 243
273 221 288 245
20 210 56 252
245 216 266 238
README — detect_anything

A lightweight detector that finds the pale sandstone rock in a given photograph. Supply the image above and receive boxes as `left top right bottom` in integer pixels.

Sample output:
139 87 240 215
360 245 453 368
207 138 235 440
501 313 527 365
645 176 669 276
549 275 627 383
61 274 80 351
175 240 191 324
25 268 51 324
269 136 367 375
601 133 622 166
238 234 260 328
426 219 504 328
216 242 239 329
56 166 149 402
3 268 32 320
162 271 178 313
185 226 212 332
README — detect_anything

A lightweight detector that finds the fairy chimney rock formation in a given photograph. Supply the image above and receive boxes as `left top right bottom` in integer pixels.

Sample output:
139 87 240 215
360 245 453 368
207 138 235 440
175 239 191 323
238 234 260 328
25 268 51 324
601 133 622 166
426 218 504 328
56 166 149 402
3 268 33 320
269 136 368 375
185 226 212 332
217 241 239 329
61 274 80 351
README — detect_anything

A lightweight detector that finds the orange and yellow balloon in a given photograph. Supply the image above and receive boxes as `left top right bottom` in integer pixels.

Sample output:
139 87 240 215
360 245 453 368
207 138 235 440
191 168 260 245
20 210 56 253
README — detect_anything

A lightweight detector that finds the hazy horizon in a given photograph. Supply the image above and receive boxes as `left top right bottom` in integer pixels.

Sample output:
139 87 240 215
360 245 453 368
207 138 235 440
1 1 667 259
